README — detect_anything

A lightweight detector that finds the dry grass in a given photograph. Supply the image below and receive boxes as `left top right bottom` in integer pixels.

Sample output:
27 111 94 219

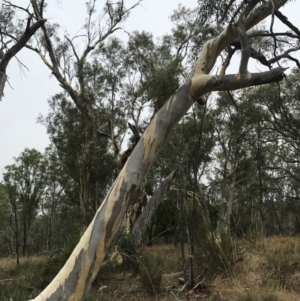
211 236 300 301
0 255 46 270
0 236 300 300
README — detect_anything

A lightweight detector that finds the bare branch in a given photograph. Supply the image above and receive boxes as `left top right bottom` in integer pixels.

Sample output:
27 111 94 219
65 36 79 62
269 0 280 66
2 0 31 16
30 0 80 107
227 91 238 111
230 0 260 24
15 55 29 72
191 67 287 101
0 15 46 100
248 31 298 39
286 55 300 68
275 10 300 39
268 46 300 65
0 18 46 71
86 0 96 44
230 1 246 24
132 169 176 250
40 0 45 18
81 0 142 62
194 0 289 77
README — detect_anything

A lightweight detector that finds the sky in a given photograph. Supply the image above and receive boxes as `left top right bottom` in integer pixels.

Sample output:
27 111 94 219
0 0 300 179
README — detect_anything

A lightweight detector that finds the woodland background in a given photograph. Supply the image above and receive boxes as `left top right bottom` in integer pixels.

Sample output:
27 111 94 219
1 0 300 300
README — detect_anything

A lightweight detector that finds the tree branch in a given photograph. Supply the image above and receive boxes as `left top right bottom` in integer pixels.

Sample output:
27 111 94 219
65 36 79 62
237 18 250 75
248 31 298 39
194 0 289 77
268 46 300 65
0 18 46 71
219 47 236 76
230 40 271 68
286 55 300 68
30 0 79 106
0 18 46 100
275 10 300 39
2 0 31 16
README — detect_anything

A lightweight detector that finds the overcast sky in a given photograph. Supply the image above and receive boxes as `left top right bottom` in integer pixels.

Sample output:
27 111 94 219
0 0 300 179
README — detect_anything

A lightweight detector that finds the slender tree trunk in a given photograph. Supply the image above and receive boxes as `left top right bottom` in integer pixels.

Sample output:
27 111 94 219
271 199 283 234
179 188 187 284
79 115 98 229
23 221 28 256
10 198 20 264
47 215 53 251
257 122 265 226
217 173 236 235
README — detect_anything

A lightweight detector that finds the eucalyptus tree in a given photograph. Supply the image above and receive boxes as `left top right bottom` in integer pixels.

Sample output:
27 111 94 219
38 10 190 232
12 0 141 227
40 89 117 226
241 69 300 233
0 183 12 256
27 0 186 231
3 148 46 256
25 1 300 300
120 28 191 232
207 91 262 234
40 145 76 251
205 89 275 236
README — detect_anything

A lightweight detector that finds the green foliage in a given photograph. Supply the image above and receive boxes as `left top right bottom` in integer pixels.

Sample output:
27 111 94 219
3 149 46 256
197 0 239 25
145 58 182 111
127 30 185 113
40 90 117 221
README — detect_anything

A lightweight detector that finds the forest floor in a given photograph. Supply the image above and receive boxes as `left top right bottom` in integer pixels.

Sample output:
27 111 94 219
0 236 300 301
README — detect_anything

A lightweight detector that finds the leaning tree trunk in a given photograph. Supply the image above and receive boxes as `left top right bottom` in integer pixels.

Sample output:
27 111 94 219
30 2 289 300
